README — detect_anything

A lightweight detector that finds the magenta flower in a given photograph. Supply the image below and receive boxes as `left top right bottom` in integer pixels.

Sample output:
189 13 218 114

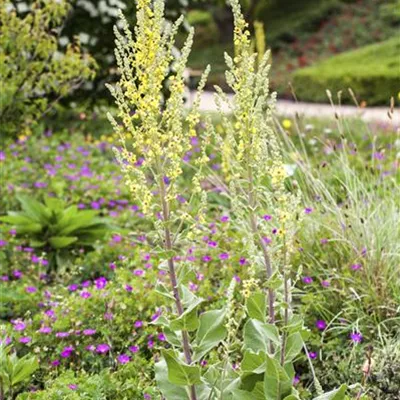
56 332 70 338
129 345 139 353
321 280 330 287
94 276 107 290
51 359 60 366
304 207 313 214
68 384 78 390
263 214 272 221
351 263 362 271
117 354 130 364
220 215 229 222
13 321 26 331
134 320 143 328
309 351 317 359
219 252 229 260
83 329 96 336
96 343 110 354
350 332 363 343
68 284 79 292
202 255 212 262
302 276 313 284
207 240 217 248
80 291 92 299
315 320 327 331
61 346 74 358
19 336 32 344
38 326 52 334
158 333 166 341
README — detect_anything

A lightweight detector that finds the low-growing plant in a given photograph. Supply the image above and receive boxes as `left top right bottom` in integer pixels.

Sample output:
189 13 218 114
0 196 110 275
0 344 38 400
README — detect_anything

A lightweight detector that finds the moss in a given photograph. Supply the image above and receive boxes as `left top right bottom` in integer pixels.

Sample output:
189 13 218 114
292 38 400 105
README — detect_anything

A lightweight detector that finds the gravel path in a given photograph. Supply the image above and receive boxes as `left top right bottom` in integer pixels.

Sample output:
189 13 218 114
188 91 399 125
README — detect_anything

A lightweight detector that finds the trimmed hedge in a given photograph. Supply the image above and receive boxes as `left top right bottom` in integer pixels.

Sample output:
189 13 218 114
292 38 400 105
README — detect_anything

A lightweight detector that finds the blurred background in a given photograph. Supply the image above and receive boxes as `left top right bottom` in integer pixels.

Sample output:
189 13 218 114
8 0 400 106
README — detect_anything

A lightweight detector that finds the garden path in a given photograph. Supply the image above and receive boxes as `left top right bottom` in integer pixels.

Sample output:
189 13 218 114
188 91 399 125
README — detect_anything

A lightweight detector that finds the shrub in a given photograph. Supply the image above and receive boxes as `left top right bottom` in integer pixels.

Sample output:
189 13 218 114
292 38 400 105
0 0 96 137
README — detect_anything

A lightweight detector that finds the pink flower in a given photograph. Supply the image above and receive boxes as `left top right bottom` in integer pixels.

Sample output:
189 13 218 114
315 320 327 331
96 343 110 354
117 354 130 364
83 329 96 336
129 345 139 353
13 321 26 331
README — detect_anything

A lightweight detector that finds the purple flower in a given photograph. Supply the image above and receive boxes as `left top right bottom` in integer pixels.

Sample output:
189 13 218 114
0 240 7 247
61 346 74 358
207 241 217 248
129 345 139 353
315 320 327 331
25 286 37 293
321 280 330 287
117 354 130 364
125 284 133 292
351 263 362 271
13 321 26 331
220 215 229 222
239 257 247 266
80 291 92 299
96 343 110 354
68 384 78 390
68 284 79 292
219 252 229 260
350 332 363 343
13 270 23 279
158 333 166 341
134 320 143 328
163 176 170 185
202 255 212 262
263 214 272 221
262 237 272 244
302 276 313 284
309 351 317 359
304 207 313 214
94 276 107 290
112 234 122 243
19 336 31 344
38 326 52 334
56 332 70 338
133 269 144 277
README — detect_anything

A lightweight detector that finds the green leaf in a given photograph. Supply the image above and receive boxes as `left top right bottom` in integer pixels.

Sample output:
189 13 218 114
162 349 202 386
193 309 227 361
241 350 266 375
313 385 348 400
14 223 42 234
283 395 301 400
232 382 265 400
246 292 266 322
11 355 39 385
0 213 34 225
170 295 203 332
48 236 78 249
155 359 189 399
264 355 292 400
284 332 303 363
16 195 50 223
243 319 280 353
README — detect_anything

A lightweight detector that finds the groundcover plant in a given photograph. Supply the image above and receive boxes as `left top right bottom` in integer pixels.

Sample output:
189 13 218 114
0 0 399 399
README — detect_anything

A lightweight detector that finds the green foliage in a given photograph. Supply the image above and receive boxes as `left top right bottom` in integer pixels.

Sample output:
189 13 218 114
292 38 400 105
0 195 110 274
255 0 342 45
0 344 39 398
0 0 96 137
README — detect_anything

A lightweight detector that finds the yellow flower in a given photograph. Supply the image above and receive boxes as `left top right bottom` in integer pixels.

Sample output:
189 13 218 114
282 119 292 129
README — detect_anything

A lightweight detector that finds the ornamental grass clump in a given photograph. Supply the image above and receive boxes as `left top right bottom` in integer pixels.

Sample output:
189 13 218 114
108 0 351 398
